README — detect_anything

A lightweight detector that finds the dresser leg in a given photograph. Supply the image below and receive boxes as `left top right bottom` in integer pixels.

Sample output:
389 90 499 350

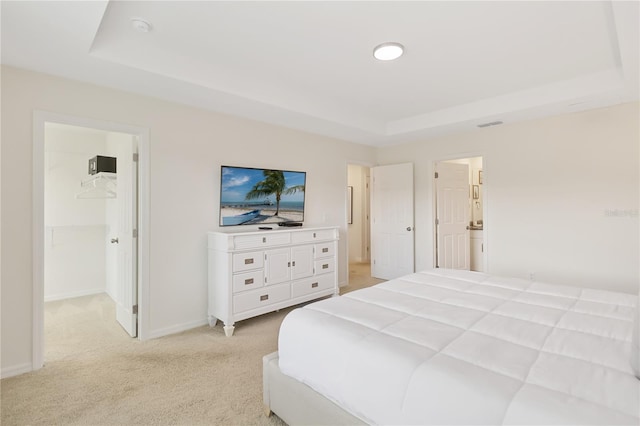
223 324 235 337
263 404 272 417
208 316 218 327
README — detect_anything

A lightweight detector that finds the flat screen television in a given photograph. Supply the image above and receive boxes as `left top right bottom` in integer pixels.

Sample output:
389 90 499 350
219 166 306 226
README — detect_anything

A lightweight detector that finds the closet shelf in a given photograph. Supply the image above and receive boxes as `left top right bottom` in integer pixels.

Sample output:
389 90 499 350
76 172 116 199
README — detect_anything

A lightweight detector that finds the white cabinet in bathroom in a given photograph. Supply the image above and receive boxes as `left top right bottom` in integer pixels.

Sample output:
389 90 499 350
470 230 484 272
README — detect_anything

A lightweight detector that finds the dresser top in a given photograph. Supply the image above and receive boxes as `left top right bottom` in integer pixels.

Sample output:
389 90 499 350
208 225 338 236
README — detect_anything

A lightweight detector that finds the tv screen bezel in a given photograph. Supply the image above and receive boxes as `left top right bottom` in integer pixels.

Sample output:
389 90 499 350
219 165 306 227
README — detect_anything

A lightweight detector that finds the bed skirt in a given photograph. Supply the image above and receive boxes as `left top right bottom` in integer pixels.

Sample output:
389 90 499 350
263 351 365 425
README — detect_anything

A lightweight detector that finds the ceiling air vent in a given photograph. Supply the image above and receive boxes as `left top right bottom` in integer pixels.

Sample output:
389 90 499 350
477 121 503 128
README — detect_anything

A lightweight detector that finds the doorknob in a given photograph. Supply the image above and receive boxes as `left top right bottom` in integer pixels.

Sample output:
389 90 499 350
406 227 412 231
110 238 119 244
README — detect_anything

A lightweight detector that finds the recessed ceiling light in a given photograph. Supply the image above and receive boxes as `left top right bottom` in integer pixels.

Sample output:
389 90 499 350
373 42 404 61
131 18 152 33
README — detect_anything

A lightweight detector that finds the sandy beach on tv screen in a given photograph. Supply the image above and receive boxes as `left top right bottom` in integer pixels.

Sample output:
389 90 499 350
221 206 303 224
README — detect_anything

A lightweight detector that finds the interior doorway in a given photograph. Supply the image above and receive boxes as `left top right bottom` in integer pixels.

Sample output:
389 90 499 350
33 111 150 372
43 123 138 361
434 156 485 272
346 163 379 291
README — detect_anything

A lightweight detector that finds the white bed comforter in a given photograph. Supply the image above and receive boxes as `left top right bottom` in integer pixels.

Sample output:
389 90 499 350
278 269 639 425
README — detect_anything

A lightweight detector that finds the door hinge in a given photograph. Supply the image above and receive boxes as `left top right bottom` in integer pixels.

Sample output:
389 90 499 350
132 229 138 238
435 172 439 178
133 153 139 162
435 218 439 225
132 305 138 315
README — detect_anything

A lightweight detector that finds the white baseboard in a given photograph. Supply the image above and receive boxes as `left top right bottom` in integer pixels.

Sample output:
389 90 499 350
146 318 210 340
44 288 104 302
1 362 32 379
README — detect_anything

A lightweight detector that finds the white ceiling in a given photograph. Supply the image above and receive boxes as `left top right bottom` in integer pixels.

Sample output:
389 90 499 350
2 1 638 146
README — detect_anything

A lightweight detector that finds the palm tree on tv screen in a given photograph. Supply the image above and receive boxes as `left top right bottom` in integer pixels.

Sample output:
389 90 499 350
245 170 304 216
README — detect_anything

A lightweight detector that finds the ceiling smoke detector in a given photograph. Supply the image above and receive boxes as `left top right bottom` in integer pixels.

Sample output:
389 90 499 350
131 18 152 33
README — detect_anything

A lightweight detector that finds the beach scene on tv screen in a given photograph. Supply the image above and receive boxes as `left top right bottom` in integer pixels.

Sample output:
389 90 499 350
220 167 305 226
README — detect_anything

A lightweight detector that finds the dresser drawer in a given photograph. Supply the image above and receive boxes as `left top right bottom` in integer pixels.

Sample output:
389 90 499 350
314 258 335 275
233 232 291 250
291 229 336 244
233 283 290 314
232 251 264 272
314 242 334 258
291 275 334 299
232 270 264 293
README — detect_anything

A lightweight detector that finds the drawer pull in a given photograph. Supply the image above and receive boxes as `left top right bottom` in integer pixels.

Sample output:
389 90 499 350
244 278 254 285
263 237 266 243
322 264 329 269
313 232 316 238
244 258 254 265
260 294 269 301
322 247 329 253
311 282 318 288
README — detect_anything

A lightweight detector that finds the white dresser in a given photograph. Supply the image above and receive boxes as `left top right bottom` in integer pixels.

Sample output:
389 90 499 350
207 226 339 336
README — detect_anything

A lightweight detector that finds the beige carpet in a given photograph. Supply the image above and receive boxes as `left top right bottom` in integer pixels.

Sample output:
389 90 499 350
1 264 382 425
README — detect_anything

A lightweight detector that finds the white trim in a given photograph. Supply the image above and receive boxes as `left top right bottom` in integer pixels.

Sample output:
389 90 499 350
44 288 106 302
33 112 45 371
146 319 209 340
32 111 151 373
1 363 33 379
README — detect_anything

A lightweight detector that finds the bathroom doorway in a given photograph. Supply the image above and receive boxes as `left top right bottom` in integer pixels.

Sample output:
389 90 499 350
434 156 485 272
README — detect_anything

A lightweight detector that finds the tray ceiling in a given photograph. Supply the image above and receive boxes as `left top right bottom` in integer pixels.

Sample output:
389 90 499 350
1 1 638 146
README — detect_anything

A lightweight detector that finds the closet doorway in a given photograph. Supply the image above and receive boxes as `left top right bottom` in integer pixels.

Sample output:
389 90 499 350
43 123 137 362
33 112 149 371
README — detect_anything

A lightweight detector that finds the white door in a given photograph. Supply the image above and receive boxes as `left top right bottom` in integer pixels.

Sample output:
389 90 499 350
115 137 138 337
371 163 414 280
435 162 470 270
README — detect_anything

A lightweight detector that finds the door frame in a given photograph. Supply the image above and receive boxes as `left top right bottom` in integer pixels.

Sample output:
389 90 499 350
433 153 488 272
32 111 150 371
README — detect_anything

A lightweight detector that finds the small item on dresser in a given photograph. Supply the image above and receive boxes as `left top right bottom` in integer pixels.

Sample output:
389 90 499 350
278 222 303 227
258 226 273 230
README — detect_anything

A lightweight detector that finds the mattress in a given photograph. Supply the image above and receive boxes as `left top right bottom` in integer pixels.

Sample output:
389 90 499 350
278 269 639 425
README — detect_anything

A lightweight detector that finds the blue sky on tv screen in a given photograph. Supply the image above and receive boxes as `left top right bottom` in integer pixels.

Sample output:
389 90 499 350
221 167 306 203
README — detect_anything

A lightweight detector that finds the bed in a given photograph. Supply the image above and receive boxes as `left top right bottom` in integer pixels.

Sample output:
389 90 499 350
263 269 640 425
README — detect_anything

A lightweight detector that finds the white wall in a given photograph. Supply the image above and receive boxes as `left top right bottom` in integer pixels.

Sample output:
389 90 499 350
44 124 109 300
105 136 118 301
0 66 376 375
377 102 639 294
